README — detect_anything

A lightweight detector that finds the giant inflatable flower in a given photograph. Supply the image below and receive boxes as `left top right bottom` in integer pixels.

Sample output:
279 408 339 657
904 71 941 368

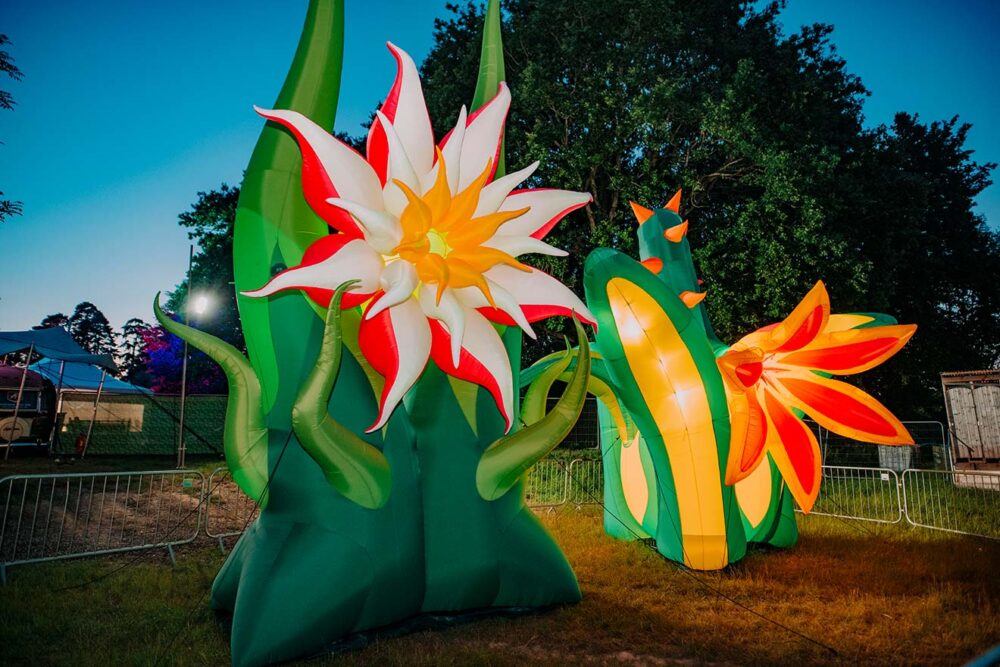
244 43 595 431
717 281 916 511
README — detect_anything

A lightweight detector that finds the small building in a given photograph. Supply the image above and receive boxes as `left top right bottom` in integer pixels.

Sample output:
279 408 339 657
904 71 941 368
941 370 1000 471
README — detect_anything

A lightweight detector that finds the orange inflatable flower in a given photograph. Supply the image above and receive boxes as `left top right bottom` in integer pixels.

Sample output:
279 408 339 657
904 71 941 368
717 281 916 511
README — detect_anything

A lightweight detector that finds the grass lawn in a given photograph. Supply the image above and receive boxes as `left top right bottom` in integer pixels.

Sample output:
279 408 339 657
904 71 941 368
2 508 998 666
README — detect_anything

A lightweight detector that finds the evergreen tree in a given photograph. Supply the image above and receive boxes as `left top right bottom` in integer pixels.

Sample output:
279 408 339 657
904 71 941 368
118 317 152 386
68 302 117 356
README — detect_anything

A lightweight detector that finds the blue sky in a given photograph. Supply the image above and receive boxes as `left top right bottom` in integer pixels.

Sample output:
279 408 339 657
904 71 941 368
1 0 997 332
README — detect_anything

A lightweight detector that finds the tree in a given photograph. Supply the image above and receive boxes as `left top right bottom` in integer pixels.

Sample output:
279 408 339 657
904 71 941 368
842 114 999 414
1 34 23 223
68 302 117 356
167 184 244 351
118 317 153 386
33 313 70 331
164 184 242 394
420 0 998 417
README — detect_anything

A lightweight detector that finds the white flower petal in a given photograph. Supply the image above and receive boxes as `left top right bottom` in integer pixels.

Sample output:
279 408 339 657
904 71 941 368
450 308 515 431
368 261 419 319
474 161 539 217
385 43 435 176
495 189 592 239
375 110 420 190
433 105 468 194
325 197 401 253
363 298 431 432
418 285 466 367
241 239 383 298
459 82 511 190
453 280 536 339
375 110 421 217
485 264 596 325
483 235 568 258
254 107 383 214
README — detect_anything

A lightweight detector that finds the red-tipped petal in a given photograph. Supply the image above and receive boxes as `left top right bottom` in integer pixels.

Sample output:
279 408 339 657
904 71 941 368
359 298 432 431
769 281 830 352
774 371 914 445
429 311 513 432
724 387 768 485
254 107 381 237
779 324 917 375
762 388 822 512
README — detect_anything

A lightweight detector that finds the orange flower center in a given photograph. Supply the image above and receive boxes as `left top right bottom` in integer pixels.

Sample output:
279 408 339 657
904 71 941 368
391 151 530 305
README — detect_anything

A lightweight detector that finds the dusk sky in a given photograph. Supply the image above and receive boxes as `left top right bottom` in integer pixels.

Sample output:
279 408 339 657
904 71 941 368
2 0 997 332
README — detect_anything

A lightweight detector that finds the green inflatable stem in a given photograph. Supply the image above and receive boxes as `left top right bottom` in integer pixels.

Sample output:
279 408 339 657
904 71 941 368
152 294 269 504
521 347 573 426
477 318 591 501
291 282 392 509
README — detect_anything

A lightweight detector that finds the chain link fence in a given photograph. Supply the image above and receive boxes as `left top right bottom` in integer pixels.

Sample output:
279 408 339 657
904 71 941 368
53 392 226 457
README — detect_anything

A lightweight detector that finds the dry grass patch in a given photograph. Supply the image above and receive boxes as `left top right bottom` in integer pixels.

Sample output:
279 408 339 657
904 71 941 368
1 508 997 666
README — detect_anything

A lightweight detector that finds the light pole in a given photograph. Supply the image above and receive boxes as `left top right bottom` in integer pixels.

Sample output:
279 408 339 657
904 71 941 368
176 246 212 469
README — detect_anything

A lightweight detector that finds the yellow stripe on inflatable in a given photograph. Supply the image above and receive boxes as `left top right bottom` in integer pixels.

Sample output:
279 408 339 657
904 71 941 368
607 277 729 570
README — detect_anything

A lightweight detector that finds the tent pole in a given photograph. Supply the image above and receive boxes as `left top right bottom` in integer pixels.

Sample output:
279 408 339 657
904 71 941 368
46 361 67 452
80 370 106 459
4 343 34 461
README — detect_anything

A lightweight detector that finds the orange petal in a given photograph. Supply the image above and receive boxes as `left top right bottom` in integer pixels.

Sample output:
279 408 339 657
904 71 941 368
779 324 916 375
824 313 875 333
774 371 914 445
423 147 453 221
665 189 681 213
761 388 821 512
448 207 528 247
767 281 830 353
717 347 765 388
640 257 663 274
449 246 528 274
630 201 654 224
438 159 493 231
723 386 768 485
444 257 497 307
394 178 433 238
664 220 689 242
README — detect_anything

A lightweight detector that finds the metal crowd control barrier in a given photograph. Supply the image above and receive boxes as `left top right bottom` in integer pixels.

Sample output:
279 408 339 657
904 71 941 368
567 458 603 506
204 466 260 551
0 469 205 583
805 466 903 524
522 459 569 510
901 469 1000 539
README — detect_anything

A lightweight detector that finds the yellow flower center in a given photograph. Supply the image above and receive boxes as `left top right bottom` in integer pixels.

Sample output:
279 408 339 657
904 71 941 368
392 150 530 305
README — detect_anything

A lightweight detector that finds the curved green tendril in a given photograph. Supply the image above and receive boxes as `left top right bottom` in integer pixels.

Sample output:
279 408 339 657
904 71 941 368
153 294 270 505
291 281 392 509
476 317 592 501
521 347 574 426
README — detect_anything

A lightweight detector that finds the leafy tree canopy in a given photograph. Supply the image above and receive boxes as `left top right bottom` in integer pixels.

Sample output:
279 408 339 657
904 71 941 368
1 33 24 223
418 0 998 416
